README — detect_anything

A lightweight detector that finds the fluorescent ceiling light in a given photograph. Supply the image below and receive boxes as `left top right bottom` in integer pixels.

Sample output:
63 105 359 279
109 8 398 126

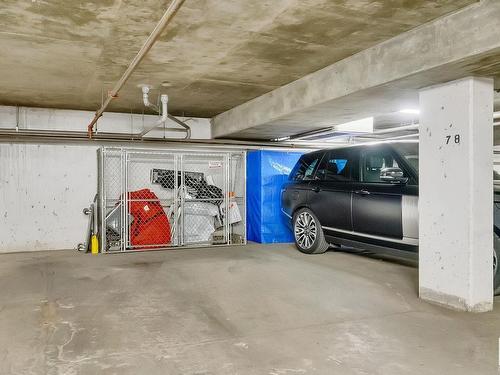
399 109 420 115
272 136 290 142
494 111 500 119
334 117 374 133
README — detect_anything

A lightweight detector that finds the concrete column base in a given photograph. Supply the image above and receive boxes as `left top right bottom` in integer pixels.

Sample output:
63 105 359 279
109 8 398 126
420 287 493 312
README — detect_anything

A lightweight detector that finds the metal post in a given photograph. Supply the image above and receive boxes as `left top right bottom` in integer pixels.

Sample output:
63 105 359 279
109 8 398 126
243 151 247 245
98 148 106 253
180 155 185 246
123 149 128 251
225 154 230 245
174 154 179 246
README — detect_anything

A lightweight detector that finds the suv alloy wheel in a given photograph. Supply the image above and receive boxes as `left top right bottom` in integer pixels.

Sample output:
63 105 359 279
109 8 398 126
293 208 329 254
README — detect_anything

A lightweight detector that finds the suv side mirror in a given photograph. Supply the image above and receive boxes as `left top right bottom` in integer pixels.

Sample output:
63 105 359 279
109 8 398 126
380 167 408 184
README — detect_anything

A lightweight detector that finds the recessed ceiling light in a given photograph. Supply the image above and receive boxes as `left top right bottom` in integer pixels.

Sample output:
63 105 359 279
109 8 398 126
161 81 173 87
399 109 420 115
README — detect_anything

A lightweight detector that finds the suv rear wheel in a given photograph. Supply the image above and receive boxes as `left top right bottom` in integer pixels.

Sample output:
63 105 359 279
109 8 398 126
293 208 329 254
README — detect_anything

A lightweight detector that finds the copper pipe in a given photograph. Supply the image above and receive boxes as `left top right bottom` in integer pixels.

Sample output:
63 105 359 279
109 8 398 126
87 0 187 137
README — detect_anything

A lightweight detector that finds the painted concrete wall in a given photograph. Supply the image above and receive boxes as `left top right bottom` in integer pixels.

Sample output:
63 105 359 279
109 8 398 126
0 143 99 252
0 106 212 253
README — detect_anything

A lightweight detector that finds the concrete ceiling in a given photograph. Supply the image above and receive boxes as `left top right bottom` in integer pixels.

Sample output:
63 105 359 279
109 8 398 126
0 0 477 118
212 0 500 140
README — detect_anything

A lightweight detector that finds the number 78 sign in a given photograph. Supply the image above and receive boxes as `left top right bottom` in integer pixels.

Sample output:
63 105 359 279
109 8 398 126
445 134 461 145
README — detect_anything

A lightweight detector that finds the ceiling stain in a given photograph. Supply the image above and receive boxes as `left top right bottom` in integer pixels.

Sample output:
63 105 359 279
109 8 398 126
0 0 478 117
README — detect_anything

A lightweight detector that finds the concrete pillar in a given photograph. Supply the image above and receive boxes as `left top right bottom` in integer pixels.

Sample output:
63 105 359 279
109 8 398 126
419 77 494 312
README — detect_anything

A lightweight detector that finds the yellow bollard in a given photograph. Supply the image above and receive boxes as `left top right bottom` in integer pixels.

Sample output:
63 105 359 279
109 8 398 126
91 235 99 255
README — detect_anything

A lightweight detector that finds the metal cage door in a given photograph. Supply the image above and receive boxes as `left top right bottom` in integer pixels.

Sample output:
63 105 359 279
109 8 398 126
179 153 229 246
125 151 179 250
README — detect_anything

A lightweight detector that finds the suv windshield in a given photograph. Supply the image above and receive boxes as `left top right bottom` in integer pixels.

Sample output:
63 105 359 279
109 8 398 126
391 142 419 174
289 153 321 181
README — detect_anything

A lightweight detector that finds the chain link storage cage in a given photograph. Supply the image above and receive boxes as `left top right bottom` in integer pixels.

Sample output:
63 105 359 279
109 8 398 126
97 147 246 253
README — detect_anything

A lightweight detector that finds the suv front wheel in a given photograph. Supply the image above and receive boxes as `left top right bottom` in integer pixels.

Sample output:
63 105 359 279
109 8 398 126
293 208 329 254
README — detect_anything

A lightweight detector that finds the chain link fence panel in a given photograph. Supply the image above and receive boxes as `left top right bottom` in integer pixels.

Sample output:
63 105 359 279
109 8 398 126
98 147 246 253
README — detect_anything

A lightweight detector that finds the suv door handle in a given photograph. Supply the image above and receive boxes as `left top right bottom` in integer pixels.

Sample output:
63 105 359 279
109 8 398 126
354 189 370 195
311 186 321 193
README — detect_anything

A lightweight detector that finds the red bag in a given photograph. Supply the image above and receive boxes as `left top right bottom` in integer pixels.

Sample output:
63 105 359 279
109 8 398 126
127 189 171 248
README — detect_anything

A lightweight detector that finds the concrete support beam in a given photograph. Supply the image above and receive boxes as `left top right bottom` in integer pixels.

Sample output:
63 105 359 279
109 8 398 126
212 0 500 139
419 77 494 312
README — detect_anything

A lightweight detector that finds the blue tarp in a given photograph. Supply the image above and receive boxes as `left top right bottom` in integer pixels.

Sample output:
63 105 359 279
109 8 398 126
247 150 304 243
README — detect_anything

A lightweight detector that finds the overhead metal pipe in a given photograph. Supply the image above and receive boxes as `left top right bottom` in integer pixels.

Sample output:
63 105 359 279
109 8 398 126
0 128 322 149
283 126 334 141
283 124 419 142
353 125 419 140
87 0 186 137
369 124 419 135
357 133 419 141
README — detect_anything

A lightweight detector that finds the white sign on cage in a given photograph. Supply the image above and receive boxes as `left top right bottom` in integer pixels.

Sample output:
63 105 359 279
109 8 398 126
227 201 242 224
208 161 223 169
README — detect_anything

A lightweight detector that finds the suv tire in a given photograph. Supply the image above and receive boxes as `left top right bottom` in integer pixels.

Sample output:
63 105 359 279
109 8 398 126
293 208 329 254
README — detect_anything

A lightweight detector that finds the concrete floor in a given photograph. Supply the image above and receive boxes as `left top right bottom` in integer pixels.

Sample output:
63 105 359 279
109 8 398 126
1 244 499 375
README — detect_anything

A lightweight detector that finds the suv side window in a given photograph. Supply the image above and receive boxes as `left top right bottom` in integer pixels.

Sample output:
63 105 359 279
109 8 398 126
360 149 405 183
315 151 353 182
290 153 321 181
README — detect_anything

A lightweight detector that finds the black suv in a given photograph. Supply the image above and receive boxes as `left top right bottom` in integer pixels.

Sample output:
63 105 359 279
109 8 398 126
281 141 500 292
